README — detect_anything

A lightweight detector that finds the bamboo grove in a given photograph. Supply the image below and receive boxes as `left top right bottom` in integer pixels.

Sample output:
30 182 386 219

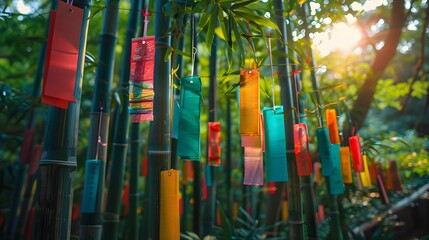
2 0 429 240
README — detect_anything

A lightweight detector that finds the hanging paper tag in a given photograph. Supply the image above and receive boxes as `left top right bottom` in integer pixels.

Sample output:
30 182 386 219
294 123 313 176
243 147 263 186
375 162 390 204
121 184 130 215
349 135 364 172
208 122 221 166
172 100 180 139
19 128 35 164
339 146 353 184
160 169 180 240
282 200 289 221
318 204 325 222
368 158 377 185
328 144 344 195
177 76 202 160
42 1 83 109
359 155 372 188
129 36 155 122
389 160 402 192
263 106 288 182
313 162 322 184
316 127 332 176
81 159 101 213
239 68 260 136
326 109 341 144
141 156 148 177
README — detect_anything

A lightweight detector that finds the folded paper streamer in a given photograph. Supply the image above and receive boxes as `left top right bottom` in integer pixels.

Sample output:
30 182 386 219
177 76 202 160
81 159 101 213
375 162 390 204
263 106 288 182
294 123 313 176
282 200 289 221
239 68 260 136
328 144 344 195
160 169 180 240
316 127 332 176
349 135 364 172
389 160 402 192
243 147 263 186
326 109 341 144
129 36 155 122
340 146 353 184
42 1 83 109
208 122 221 166
360 155 372 188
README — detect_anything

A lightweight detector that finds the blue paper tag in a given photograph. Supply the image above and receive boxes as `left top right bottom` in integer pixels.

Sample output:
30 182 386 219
316 127 332 176
263 106 288 182
328 144 344 195
81 159 101 213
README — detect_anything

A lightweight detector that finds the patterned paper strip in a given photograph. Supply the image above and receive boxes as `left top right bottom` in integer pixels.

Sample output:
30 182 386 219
359 155 372 188
42 1 83 109
326 108 341 144
316 127 332 176
328 144 344 195
129 36 155 122
349 135 364 172
177 76 202 160
239 68 260 136
160 169 180 240
208 122 221 166
294 123 313 176
339 146 353 184
263 106 288 182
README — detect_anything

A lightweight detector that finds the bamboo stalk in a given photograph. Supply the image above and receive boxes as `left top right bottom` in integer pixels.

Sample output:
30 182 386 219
79 0 120 238
32 0 91 238
102 0 139 237
146 0 172 238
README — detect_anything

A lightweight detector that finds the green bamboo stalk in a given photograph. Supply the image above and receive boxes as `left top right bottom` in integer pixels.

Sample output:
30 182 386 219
287 20 319 240
202 34 218 237
102 0 139 237
4 2 56 238
129 122 140 240
225 96 233 221
273 1 305 239
32 0 91 238
146 0 171 238
79 0 120 238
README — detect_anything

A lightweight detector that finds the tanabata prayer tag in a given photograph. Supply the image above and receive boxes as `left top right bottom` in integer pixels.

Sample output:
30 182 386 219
294 123 313 176
160 169 180 240
42 1 83 109
360 155 372 188
239 68 260 136
326 109 341 144
177 76 202 161
316 127 333 176
349 135 364 172
129 36 155 122
81 159 102 213
263 106 288 182
339 146 353 184
328 144 344 195
208 122 221 166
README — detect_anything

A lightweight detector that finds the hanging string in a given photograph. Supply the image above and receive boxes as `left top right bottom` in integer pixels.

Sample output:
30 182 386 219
95 102 107 160
247 20 252 69
292 69 302 123
267 30 276 112
191 13 197 77
141 5 151 41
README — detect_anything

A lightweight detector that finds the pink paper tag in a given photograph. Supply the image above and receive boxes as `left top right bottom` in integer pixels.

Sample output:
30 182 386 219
243 147 263 186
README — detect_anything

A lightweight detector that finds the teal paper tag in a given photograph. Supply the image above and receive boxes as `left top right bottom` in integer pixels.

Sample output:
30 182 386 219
263 106 288 182
177 76 202 160
316 127 332 176
328 144 344 195
81 159 101 213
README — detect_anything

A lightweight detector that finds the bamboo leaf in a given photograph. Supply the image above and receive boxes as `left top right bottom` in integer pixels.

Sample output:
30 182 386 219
217 201 235 239
230 0 259 10
205 4 219 52
233 8 280 34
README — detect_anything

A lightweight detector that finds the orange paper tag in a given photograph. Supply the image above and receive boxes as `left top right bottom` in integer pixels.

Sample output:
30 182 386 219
160 169 180 240
239 68 260 136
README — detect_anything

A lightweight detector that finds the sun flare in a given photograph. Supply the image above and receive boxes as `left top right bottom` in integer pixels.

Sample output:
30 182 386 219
314 22 362 57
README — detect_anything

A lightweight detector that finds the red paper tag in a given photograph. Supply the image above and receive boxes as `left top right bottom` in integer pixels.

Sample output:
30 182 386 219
208 122 221 166
42 1 83 109
349 135 364 172
294 123 313 176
